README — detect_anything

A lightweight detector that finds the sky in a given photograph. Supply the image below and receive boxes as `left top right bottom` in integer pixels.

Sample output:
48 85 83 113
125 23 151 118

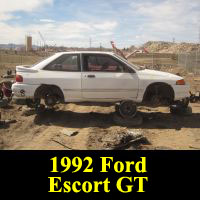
0 0 200 48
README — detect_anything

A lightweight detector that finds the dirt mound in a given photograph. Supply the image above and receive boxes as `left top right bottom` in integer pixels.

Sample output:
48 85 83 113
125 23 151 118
143 41 200 53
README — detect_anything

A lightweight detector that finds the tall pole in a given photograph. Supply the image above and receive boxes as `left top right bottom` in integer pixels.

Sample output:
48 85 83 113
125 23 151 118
198 25 200 53
197 26 200 73
152 53 154 69
89 37 92 48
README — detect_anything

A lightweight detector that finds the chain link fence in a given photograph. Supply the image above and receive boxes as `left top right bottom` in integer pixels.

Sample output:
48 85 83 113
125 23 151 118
0 51 50 73
178 51 200 74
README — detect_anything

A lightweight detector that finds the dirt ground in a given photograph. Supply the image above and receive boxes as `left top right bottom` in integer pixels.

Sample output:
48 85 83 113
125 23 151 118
0 98 200 150
0 52 200 150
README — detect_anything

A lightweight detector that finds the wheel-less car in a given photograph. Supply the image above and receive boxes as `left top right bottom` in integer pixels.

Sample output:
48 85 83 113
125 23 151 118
12 51 190 117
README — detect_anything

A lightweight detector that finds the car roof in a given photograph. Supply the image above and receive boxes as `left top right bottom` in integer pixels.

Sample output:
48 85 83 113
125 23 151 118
32 51 117 70
55 51 115 56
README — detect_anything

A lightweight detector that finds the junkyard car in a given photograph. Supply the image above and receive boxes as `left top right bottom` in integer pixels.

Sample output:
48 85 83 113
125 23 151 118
12 51 190 117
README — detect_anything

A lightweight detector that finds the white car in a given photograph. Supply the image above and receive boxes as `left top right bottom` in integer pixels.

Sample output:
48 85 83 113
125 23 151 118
12 51 190 117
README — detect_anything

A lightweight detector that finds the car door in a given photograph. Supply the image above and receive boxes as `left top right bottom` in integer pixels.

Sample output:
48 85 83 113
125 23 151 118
40 53 82 101
81 53 139 100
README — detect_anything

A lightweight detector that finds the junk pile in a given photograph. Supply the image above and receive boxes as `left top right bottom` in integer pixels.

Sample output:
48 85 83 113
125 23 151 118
1 70 15 79
102 130 148 150
143 41 200 53
0 80 13 102
189 91 200 103
0 112 16 127
0 78 16 127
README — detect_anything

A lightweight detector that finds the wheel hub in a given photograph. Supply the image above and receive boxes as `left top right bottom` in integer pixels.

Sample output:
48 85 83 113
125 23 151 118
44 94 57 107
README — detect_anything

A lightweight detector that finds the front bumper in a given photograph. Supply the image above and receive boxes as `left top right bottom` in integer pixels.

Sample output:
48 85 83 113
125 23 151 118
173 84 190 101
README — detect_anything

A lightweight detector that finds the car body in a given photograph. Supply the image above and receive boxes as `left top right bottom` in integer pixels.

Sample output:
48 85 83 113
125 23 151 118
12 51 190 106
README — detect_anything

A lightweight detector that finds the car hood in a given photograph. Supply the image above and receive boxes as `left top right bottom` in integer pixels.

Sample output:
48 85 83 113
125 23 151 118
137 69 182 80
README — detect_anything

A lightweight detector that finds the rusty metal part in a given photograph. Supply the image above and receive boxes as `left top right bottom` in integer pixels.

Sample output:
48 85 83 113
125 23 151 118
0 80 13 100
170 104 192 115
189 91 200 103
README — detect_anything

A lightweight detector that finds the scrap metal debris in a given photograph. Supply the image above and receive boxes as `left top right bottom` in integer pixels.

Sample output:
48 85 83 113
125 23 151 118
189 91 200 103
51 139 75 150
0 99 9 108
1 70 15 79
0 112 17 126
0 119 17 126
1 74 15 79
21 106 36 116
170 105 192 115
0 80 13 102
60 129 79 137
103 130 148 150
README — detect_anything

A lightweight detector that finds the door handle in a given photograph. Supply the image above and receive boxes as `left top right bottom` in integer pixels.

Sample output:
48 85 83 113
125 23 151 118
87 75 95 78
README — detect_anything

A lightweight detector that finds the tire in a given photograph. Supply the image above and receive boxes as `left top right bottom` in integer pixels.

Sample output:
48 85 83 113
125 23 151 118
115 103 120 115
34 85 64 104
118 101 137 118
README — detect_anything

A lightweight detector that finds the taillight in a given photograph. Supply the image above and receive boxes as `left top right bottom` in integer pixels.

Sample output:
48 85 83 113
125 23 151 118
16 74 23 82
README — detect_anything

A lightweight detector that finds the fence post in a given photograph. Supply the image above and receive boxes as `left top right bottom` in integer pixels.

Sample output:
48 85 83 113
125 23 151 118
185 53 187 71
196 51 198 74
152 53 154 68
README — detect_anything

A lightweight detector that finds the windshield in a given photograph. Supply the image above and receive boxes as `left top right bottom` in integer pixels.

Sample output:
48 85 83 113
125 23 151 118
114 54 144 70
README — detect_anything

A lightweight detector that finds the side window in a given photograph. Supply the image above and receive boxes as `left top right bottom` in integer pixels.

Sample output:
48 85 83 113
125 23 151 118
83 55 129 72
44 54 80 71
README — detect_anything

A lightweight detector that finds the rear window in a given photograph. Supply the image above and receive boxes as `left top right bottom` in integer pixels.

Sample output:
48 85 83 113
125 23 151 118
44 54 80 71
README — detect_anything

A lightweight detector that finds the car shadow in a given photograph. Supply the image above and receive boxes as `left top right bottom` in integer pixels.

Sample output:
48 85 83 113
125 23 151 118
33 109 200 130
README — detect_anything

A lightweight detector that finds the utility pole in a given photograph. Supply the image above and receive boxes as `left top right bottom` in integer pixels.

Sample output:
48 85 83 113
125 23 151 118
198 25 200 53
100 43 102 51
89 37 92 48
196 26 200 73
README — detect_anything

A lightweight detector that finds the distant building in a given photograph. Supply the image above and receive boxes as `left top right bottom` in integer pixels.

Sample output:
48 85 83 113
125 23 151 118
25 36 32 51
